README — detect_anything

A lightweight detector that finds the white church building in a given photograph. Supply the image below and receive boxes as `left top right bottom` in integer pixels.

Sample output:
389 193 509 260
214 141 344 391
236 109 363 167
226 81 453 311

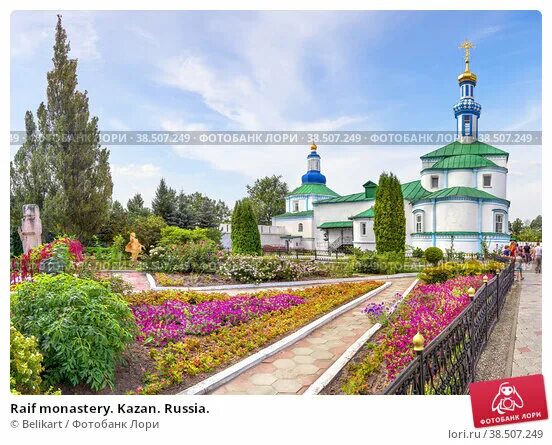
270 45 511 254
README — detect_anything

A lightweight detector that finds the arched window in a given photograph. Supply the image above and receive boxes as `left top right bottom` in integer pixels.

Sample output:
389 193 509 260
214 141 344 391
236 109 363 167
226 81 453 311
414 211 424 233
298 223 304 232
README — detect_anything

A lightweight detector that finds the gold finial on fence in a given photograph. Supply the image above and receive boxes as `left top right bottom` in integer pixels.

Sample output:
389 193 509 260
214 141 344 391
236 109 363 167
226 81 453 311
483 275 489 283
413 332 425 352
468 287 476 300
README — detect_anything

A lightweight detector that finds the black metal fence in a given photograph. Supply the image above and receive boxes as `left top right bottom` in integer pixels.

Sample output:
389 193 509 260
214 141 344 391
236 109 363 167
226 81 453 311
384 258 515 395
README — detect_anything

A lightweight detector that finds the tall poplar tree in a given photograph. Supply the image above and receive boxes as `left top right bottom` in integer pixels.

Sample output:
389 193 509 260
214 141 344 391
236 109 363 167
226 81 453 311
11 15 113 240
231 199 261 255
373 172 406 253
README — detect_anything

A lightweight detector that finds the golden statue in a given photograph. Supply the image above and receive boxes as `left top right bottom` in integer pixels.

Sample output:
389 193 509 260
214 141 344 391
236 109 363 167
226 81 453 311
125 232 144 262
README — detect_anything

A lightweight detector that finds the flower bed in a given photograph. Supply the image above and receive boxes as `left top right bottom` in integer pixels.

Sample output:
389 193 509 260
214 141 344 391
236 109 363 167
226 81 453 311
126 280 383 394
340 274 489 394
10 237 84 284
133 294 305 346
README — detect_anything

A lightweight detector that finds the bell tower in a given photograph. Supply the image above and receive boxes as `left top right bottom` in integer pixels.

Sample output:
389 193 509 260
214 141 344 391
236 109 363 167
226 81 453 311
453 40 481 143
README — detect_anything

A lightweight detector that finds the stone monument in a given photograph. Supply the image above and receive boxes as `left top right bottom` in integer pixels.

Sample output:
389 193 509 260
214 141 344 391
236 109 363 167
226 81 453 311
18 204 43 254
125 232 144 262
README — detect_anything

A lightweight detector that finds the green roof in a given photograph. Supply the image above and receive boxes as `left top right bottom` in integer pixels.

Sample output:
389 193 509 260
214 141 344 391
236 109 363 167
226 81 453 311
401 180 430 201
315 192 370 205
424 154 500 171
422 186 509 204
272 210 314 219
289 183 339 197
316 180 429 205
318 221 353 229
421 141 509 160
351 207 374 219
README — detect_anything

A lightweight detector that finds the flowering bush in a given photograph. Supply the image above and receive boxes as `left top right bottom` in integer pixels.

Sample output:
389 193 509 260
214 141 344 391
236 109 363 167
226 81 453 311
342 274 489 394
140 241 221 274
133 294 305 346
10 237 84 284
134 280 383 394
218 255 321 283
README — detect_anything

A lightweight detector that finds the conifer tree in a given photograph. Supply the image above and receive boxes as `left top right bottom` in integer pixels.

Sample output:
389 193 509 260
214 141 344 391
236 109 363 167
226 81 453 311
152 178 177 222
374 172 406 253
10 15 113 240
231 199 262 255
127 193 150 217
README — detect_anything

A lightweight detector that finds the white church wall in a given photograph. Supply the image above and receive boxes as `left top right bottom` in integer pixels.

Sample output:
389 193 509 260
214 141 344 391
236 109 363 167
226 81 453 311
481 202 509 233
314 201 370 248
484 155 508 168
447 170 475 188
404 201 413 245
286 196 308 213
435 201 478 232
420 171 444 191
412 202 433 233
476 169 507 199
353 219 375 250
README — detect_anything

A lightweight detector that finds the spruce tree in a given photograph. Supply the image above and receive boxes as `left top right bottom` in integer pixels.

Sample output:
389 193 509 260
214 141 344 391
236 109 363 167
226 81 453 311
127 193 150 217
11 15 113 240
152 178 177 222
231 199 261 255
373 172 406 253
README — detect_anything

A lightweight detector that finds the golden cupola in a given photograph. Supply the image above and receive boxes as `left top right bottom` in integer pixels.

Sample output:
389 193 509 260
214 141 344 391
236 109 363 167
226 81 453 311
458 39 477 84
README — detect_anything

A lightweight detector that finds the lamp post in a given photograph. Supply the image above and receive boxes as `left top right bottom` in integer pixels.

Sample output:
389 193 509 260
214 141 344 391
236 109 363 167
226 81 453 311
413 331 425 395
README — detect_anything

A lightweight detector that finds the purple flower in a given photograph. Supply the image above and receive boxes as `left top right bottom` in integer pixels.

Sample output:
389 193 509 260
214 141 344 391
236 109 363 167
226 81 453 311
132 293 304 346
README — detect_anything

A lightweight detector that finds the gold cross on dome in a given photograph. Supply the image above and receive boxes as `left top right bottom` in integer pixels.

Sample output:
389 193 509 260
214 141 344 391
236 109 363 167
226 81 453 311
459 39 475 62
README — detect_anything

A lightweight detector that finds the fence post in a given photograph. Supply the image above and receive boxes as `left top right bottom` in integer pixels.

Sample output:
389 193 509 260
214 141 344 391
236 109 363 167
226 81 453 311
496 272 500 322
413 332 425 395
467 286 476 378
483 275 489 342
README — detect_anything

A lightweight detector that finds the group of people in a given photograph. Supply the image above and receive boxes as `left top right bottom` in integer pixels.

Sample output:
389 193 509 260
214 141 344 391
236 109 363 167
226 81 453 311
501 241 542 281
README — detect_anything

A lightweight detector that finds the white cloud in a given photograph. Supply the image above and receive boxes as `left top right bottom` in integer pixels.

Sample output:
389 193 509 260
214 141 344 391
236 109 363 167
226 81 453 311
112 163 161 178
111 163 163 206
11 12 100 61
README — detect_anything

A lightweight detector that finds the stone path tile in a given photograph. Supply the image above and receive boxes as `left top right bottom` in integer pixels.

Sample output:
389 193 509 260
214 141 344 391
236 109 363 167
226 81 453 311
119 272 151 292
511 271 542 376
211 277 415 395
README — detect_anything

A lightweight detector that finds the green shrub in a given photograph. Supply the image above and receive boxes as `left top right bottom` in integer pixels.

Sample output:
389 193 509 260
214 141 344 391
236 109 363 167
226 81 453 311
11 274 136 390
231 199 262 255
424 247 444 266
350 250 405 275
418 260 505 284
93 274 134 296
131 214 167 252
10 325 45 395
159 226 212 246
412 247 424 258
418 264 455 284
141 241 220 273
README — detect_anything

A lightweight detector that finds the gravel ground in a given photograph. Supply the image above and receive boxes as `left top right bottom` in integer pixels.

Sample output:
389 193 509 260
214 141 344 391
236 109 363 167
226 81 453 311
474 280 521 382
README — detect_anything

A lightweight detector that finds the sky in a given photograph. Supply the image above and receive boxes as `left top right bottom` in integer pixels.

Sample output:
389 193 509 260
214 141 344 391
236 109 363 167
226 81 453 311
10 10 542 221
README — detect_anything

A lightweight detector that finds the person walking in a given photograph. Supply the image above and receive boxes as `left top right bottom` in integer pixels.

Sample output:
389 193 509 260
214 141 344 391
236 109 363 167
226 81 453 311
534 242 542 274
515 248 524 281
523 242 531 264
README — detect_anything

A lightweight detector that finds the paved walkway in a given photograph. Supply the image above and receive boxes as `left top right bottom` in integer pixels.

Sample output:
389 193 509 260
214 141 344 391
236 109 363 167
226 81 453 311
119 271 151 292
511 270 542 376
211 277 415 395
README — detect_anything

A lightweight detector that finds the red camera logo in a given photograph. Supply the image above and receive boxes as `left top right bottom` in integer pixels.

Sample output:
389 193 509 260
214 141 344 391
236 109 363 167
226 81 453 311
469 374 548 428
